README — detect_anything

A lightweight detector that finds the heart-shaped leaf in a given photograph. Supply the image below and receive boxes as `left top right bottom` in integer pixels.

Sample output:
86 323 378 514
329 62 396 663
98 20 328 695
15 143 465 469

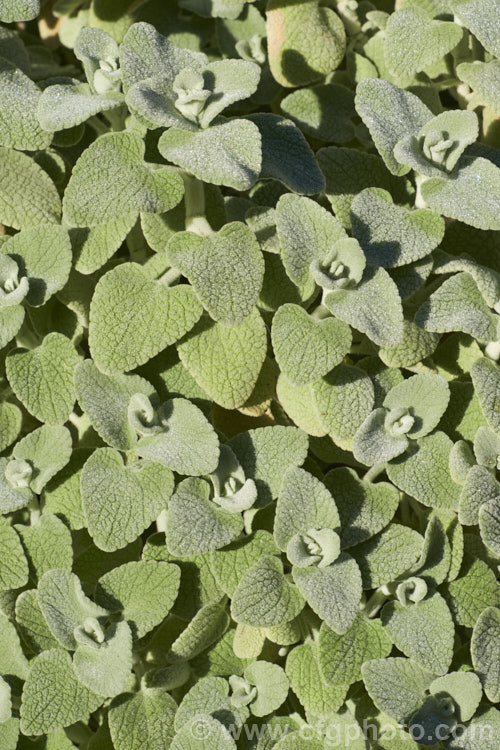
0 517 28 592
231 556 305 628
37 82 124 132
271 304 351 385
471 606 500 702
73 620 133 698
351 188 444 267
166 477 243 556
109 690 177 750
135 397 220 476
158 118 262 191
384 7 462 78
177 309 267 409
167 222 264 327
80 448 174 551
89 263 203 374
20 649 103 736
63 132 185 227
6 334 80 425
0 147 61 230
292 553 362 634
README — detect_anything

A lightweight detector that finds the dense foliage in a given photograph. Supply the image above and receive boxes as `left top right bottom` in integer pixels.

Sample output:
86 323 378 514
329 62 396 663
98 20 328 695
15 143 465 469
1 0 500 748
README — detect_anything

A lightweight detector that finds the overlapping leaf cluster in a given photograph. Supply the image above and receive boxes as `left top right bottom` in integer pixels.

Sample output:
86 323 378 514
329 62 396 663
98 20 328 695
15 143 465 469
0 0 500 748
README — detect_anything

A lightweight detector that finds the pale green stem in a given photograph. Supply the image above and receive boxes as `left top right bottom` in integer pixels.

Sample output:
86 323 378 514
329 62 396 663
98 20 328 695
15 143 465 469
28 496 41 525
310 304 332 321
363 584 395 618
363 464 386 483
87 115 109 136
414 174 428 209
156 509 168 534
158 267 182 287
183 174 213 236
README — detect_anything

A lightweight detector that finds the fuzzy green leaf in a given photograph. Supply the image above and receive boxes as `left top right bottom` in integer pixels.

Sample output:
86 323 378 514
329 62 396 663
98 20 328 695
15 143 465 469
0 57 52 151
0 0 40 22
445 554 500 628
12 424 72 495
271 304 351 385
167 222 264 327
355 79 432 176
73 620 133 698
451 0 500 58
457 61 500 117
158 118 262 191
313 364 375 450
80 448 174 551
351 188 444 268
177 309 267 409
108 691 177 750
384 7 462 78
0 517 29 592
165 477 243 556
20 649 103 736
37 82 124 131
89 263 203 374
63 132 185 227
362 657 434 724
15 513 73 581
351 524 424 589
286 642 348 720
421 158 500 231
6 334 79 425
471 357 500 433
0 147 61 230
231 556 305 627
471 606 500 703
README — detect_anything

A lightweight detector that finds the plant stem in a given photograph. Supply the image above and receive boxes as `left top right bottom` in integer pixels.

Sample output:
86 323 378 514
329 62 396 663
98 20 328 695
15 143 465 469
363 464 386 483
183 174 213 236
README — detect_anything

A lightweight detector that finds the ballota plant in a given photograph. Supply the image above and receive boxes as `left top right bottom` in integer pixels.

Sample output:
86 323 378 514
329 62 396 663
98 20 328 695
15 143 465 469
1 0 500 749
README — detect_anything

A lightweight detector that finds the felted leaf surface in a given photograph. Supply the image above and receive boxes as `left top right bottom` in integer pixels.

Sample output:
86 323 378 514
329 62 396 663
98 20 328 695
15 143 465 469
74 359 156 451
271 304 351 385
0 401 22 453
245 114 325 194
37 568 108 650
73 620 133 698
1 226 72 307
37 82 124 131
165 477 243 556
324 266 404 348
167 222 264 327
286 642 348 720
312 364 375 449
276 376 327 437
280 83 355 143
168 601 229 662
445 554 500 628
0 58 52 151
108 691 177 750
231 556 305 627
0 611 29 692
13 424 72 494
383 372 450 439
479 495 500 557
362 657 434 724
351 188 444 268
274 466 339 551
381 592 454 675
266 0 346 87
80 448 174 551
471 606 500 703
355 78 432 175
384 7 462 78
429 671 482 723
95 560 180 638
471 357 500 433
387 432 460 510
63 132 185 227
210 530 279 597
350 524 424 589
177 309 267 409
379 320 440 369
89 264 203 374
0 0 39 22
6 334 79 425
158 118 262 191
0 517 29 592
276 193 346 286
323 467 399 548
451 0 500 58
318 146 414 229
0 147 61 230
170 715 237 750
319 612 393 687
135 397 220 476
15 589 59 654
421 158 500 231
20 649 103 736
292 553 362 634
0 456 33 515
353 407 409 467
457 61 500 117
15 513 73 581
